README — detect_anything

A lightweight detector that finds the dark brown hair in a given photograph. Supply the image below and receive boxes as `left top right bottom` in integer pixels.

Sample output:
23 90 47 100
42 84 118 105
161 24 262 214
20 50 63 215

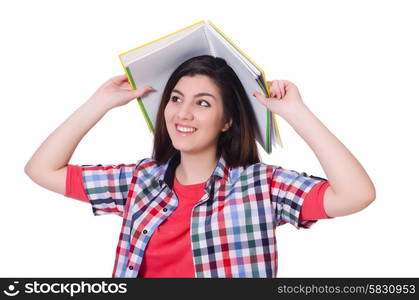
152 55 260 168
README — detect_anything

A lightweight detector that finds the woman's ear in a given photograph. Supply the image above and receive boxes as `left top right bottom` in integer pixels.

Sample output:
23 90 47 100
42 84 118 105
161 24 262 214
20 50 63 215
221 118 233 132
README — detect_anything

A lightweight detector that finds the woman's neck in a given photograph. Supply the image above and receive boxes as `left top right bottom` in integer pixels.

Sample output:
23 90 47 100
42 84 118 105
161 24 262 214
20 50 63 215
175 150 218 185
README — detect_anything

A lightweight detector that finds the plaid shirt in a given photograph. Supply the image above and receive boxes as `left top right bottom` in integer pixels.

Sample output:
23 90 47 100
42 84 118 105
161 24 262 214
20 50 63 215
80 151 328 278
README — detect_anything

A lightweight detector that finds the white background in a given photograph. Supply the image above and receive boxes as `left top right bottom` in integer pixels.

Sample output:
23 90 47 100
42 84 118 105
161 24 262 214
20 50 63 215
1 0 418 277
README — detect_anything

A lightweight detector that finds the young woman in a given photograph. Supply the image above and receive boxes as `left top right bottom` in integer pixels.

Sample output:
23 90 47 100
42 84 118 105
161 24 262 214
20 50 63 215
24 55 376 278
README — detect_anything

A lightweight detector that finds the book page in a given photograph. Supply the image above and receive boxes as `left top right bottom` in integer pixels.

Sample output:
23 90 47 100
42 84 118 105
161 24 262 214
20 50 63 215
121 22 205 66
206 24 261 77
205 25 268 150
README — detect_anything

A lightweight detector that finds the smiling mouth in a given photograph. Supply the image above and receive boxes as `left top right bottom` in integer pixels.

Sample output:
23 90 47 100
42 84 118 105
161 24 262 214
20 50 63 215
175 124 197 134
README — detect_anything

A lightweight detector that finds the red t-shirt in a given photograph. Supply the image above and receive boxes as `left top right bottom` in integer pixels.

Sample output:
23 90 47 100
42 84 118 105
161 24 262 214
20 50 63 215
65 165 332 278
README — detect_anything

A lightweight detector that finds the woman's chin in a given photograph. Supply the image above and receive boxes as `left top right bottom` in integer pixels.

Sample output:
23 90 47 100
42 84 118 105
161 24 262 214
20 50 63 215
172 142 194 152
172 143 205 154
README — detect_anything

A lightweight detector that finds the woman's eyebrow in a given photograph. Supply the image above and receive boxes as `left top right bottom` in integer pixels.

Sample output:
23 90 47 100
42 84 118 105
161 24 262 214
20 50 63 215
172 89 216 100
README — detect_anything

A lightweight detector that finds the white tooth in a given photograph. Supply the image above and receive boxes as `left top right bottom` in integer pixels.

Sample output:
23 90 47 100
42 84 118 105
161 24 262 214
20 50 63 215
177 125 195 132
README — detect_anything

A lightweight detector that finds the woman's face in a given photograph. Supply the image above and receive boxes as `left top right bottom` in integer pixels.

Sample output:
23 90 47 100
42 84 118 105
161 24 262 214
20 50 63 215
164 74 231 155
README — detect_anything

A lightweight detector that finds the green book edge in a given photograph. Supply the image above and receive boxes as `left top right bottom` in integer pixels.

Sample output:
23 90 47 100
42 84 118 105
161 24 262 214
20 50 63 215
125 66 155 134
256 79 271 153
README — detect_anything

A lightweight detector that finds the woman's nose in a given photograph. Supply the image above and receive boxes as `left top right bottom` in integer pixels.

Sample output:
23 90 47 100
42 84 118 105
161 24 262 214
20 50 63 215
176 102 194 119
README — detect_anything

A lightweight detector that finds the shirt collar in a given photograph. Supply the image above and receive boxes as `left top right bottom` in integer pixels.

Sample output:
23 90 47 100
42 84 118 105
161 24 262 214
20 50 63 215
156 151 230 189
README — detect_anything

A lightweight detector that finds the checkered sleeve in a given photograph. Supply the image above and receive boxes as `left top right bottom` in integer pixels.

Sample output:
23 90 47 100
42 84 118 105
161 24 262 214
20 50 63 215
80 162 138 217
270 166 328 229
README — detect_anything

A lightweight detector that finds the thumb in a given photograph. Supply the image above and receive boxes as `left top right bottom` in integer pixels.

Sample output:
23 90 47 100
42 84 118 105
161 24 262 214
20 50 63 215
133 86 156 98
253 91 268 108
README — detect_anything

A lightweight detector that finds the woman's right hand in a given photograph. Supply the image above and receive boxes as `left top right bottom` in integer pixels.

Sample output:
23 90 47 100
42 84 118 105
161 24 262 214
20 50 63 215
89 74 156 110
24 74 156 196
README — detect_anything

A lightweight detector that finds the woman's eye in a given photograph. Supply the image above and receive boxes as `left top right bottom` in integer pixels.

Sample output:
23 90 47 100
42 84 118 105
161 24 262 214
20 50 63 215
171 95 181 102
199 100 210 107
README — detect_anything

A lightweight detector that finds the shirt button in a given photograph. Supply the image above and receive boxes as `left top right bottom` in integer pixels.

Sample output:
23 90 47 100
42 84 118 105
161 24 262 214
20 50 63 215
128 266 133 270
163 208 168 212
143 229 148 234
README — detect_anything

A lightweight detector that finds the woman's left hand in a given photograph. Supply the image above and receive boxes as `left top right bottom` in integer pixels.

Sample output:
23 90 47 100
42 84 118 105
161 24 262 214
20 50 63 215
253 80 307 119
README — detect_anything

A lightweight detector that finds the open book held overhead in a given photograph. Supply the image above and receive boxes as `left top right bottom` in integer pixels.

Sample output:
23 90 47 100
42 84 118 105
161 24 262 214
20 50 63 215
118 20 283 153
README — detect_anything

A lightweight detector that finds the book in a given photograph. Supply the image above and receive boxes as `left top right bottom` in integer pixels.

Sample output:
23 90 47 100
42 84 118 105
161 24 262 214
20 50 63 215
118 20 283 153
